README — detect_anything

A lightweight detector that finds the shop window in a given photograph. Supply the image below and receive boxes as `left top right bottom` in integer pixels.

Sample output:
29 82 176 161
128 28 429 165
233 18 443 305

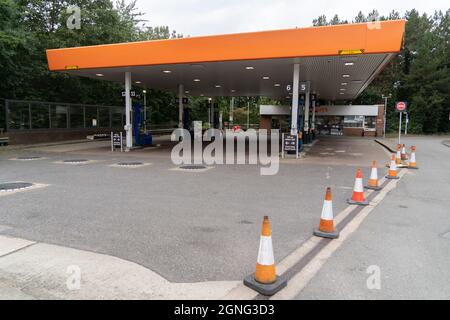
364 116 376 129
344 116 364 128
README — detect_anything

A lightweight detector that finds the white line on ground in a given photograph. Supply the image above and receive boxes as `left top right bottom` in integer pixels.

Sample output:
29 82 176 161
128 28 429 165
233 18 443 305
270 170 406 300
0 183 49 197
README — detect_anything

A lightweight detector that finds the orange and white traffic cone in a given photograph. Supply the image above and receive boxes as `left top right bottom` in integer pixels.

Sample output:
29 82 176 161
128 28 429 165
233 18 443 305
409 146 419 169
347 168 369 206
401 144 408 161
243 216 287 296
396 144 402 165
386 155 400 179
365 161 382 191
313 187 339 239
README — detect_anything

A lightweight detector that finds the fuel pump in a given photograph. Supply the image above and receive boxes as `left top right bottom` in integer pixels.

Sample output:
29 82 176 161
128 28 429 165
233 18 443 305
132 103 152 146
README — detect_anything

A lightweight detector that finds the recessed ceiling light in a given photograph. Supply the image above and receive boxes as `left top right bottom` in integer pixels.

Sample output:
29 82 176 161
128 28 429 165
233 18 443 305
274 84 281 87
200 94 204 97
215 85 221 88
345 62 354 66
341 82 348 86
339 92 345 95
162 70 172 74
135 81 141 84
95 73 104 77
194 79 201 82
185 91 190 94
340 88 346 91
342 74 351 78
263 76 270 80
245 66 255 70
231 90 236 93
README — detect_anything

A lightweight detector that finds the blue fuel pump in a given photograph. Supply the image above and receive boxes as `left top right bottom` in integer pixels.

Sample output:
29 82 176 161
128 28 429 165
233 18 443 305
133 103 152 146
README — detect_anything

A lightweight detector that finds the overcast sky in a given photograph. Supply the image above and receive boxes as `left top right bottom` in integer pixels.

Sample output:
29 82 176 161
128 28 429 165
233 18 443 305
135 0 448 36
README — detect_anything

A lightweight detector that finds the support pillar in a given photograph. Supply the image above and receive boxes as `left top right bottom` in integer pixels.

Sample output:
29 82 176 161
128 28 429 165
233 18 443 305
125 71 132 150
178 84 184 129
291 64 300 136
311 98 316 140
304 85 310 144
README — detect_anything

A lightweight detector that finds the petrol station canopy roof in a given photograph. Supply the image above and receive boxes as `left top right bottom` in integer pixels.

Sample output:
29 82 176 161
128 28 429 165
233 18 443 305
46 20 405 101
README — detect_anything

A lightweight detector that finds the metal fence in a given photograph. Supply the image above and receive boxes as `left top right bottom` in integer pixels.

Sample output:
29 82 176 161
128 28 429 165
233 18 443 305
3 99 125 132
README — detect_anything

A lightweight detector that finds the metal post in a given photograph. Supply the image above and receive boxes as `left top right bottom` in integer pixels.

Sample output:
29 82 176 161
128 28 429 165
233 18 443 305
83 106 86 128
304 87 310 136
109 106 112 128
67 105 70 129
111 132 113 152
211 98 214 129
282 133 285 159
382 94 391 139
28 103 32 129
405 112 408 135
143 89 147 131
5 100 9 131
291 64 300 135
125 71 133 150
398 111 402 144
230 97 234 127
178 84 184 129
96 107 100 128
120 132 123 152
247 101 250 129
48 104 52 129
311 99 316 132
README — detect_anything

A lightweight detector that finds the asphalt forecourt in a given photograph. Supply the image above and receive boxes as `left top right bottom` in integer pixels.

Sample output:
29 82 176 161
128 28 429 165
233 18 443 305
0 136 410 299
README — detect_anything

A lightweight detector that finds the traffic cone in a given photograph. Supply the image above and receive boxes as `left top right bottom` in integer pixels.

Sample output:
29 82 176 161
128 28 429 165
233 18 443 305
409 146 419 169
313 188 339 239
396 144 402 165
365 161 382 191
243 216 287 296
401 144 408 161
347 168 369 206
386 155 400 179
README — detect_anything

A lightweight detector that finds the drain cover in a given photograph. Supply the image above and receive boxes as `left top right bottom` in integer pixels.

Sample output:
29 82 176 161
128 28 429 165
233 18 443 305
179 165 207 170
117 162 143 166
0 182 33 192
17 156 41 160
63 159 88 163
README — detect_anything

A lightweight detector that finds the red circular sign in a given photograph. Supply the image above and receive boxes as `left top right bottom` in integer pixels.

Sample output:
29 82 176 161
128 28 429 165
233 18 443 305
396 102 406 111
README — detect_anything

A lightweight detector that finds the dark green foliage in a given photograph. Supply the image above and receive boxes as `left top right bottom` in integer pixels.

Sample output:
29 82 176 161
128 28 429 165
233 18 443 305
0 0 180 128
326 9 449 134
0 3 448 133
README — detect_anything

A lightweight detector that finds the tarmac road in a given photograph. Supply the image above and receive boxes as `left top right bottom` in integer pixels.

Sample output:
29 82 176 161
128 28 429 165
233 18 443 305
0 136 386 283
295 135 450 299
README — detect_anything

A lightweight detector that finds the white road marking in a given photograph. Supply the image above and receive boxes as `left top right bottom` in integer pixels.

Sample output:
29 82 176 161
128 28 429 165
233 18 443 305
270 170 405 300
0 183 49 197
0 236 36 257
